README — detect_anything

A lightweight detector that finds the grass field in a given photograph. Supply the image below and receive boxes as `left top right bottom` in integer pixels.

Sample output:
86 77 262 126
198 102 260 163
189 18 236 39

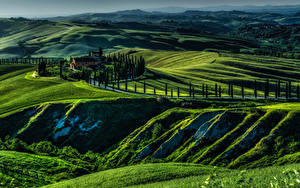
109 49 300 98
0 150 80 187
0 19 256 58
0 64 137 116
45 162 300 188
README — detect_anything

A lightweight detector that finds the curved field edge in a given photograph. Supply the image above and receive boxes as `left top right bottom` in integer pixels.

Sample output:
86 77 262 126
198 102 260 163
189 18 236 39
0 65 141 117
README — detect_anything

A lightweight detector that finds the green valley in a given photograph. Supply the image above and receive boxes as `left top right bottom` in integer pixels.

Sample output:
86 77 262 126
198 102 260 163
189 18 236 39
0 5 299 188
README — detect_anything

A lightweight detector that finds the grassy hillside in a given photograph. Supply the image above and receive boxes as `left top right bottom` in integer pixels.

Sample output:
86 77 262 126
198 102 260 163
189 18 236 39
112 49 300 97
45 162 300 188
0 64 136 116
0 150 83 187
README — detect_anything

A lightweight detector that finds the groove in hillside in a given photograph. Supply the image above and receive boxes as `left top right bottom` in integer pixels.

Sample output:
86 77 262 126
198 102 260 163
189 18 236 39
228 110 300 168
210 110 288 167
193 111 263 164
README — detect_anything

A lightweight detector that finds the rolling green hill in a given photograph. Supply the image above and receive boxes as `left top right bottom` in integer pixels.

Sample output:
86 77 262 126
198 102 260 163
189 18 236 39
45 162 300 188
112 49 300 97
0 64 136 117
0 150 83 187
0 18 258 58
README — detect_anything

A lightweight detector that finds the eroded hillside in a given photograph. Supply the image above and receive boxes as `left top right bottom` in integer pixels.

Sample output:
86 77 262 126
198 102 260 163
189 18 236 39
102 106 299 169
0 99 166 152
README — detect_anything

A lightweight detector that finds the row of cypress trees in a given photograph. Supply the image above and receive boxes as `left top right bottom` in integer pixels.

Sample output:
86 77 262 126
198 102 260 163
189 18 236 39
0 58 63 65
106 53 146 80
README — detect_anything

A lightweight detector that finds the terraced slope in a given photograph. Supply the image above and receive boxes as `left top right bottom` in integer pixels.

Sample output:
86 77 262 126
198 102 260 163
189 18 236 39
116 49 300 97
102 106 300 169
45 163 300 188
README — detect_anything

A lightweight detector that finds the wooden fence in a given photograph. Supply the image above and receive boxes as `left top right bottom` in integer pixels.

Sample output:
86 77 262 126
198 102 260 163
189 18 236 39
90 77 300 100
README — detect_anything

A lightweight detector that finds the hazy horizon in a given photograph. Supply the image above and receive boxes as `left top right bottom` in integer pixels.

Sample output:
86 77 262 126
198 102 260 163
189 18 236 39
0 0 299 17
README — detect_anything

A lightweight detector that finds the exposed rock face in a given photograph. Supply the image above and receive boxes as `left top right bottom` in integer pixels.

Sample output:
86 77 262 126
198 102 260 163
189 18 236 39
194 111 246 145
152 111 225 159
151 111 247 159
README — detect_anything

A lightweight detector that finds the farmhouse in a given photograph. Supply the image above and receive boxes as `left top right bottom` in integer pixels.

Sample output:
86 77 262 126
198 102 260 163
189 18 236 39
70 48 105 70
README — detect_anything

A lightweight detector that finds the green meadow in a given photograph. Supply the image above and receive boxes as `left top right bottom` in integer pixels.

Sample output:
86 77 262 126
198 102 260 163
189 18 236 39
45 162 300 188
0 64 136 116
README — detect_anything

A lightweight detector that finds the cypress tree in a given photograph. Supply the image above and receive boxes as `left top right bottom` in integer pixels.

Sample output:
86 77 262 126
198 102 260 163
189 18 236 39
205 84 208 98
219 85 222 98
254 80 257 99
178 87 180 98
202 83 205 97
192 87 195 98
297 85 300 99
125 78 128 91
171 88 173 98
231 84 234 99
117 76 120 90
289 81 292 98
98 71 101 86
154 87 156 95
59 61 63 79
165 83 168 96
135 84 137 93
215 83 218 97
228 82 231 96
189 82 192 97
241 82 245 99
277 80 281 98
144 81 146 94
286 82 288 99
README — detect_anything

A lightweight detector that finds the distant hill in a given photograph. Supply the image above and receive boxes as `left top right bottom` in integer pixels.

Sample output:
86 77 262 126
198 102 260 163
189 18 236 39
146 5 300 14
46 9 300 25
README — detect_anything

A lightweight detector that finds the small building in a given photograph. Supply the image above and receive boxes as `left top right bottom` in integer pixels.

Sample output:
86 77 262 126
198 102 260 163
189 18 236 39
70 48 105 70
